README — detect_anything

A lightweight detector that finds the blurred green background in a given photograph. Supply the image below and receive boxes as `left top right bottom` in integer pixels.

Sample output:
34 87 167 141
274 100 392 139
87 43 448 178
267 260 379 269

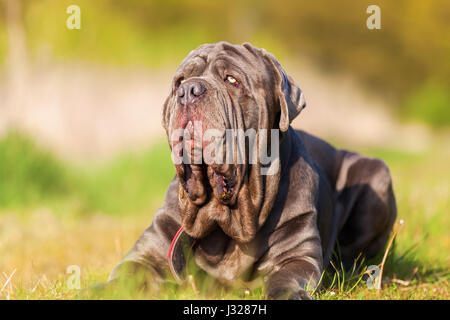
0 0 449 299
1 0 449 125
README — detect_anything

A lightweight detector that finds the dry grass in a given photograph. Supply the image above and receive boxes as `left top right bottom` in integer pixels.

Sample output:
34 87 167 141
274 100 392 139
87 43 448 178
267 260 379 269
0 66 448 298
0 210 150 299
0 139 449 300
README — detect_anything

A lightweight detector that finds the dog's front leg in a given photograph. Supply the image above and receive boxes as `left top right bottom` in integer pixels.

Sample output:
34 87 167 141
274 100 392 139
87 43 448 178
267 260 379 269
86 179 182 298
262 212 323 300
104 208 180 292
266 257 322 300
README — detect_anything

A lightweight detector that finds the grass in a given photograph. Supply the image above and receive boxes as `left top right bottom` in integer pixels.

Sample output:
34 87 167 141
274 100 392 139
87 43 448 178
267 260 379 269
0 132 448 300
402 82 450 128
0 131 174 215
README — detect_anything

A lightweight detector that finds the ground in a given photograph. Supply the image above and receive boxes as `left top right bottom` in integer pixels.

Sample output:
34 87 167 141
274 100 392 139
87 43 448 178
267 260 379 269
0 64 448 300
1 135 449 300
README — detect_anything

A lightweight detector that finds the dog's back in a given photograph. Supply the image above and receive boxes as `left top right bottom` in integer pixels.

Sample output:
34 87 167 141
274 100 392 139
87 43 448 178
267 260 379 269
295 130 397 268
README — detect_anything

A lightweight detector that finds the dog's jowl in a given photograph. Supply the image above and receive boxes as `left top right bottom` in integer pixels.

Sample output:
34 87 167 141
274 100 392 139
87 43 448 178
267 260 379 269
106 42 397 299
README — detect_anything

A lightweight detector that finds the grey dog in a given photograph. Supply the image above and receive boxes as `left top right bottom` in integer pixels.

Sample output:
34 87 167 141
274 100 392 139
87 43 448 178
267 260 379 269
105 42 397 299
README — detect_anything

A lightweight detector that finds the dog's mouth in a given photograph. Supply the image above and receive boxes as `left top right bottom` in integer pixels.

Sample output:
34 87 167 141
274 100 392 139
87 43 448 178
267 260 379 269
209 164 237 203
176 162 238 207
213 171 235 201
172 117 241 207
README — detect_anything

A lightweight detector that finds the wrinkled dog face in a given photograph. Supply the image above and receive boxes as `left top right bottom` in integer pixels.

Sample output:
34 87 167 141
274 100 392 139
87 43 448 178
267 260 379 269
162 42 306 242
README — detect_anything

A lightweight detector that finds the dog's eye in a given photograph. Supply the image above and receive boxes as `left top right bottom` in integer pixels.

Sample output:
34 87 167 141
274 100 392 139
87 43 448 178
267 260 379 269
176 77 185 88
225 75 239 87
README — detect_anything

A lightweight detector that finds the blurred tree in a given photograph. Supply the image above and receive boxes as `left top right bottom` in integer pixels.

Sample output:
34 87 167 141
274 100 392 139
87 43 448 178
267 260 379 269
3 0 29 117
0 0 449 126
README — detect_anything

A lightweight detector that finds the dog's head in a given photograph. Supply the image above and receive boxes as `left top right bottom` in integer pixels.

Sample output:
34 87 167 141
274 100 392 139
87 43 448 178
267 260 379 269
162 42 306 242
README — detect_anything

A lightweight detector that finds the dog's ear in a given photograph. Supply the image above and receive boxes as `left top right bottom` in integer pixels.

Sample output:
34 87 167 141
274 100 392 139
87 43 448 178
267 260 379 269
262 51 306 132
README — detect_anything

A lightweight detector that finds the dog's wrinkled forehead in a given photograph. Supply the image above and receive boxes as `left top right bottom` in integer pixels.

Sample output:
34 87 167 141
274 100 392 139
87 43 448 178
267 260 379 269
172 42 267 87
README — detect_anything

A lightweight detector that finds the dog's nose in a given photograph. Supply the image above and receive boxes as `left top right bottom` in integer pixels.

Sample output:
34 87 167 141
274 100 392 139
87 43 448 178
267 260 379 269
177 81 206 106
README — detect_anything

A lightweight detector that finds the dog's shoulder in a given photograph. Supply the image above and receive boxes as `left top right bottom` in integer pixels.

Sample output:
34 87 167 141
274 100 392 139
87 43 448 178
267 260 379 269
293 129 347 188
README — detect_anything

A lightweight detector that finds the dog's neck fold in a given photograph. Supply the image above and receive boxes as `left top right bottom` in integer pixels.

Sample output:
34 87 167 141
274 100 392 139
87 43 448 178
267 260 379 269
178 126 292 243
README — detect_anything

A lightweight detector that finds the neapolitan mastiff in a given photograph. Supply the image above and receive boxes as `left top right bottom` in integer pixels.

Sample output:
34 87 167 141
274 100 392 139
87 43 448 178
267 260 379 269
107 42 397 299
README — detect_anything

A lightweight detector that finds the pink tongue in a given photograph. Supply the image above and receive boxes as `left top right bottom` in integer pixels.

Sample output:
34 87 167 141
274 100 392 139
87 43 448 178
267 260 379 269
217 174 226 186
215 173 230 199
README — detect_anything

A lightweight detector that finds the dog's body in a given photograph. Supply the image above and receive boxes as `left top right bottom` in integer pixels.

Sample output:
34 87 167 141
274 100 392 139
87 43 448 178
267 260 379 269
107 42 397 299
